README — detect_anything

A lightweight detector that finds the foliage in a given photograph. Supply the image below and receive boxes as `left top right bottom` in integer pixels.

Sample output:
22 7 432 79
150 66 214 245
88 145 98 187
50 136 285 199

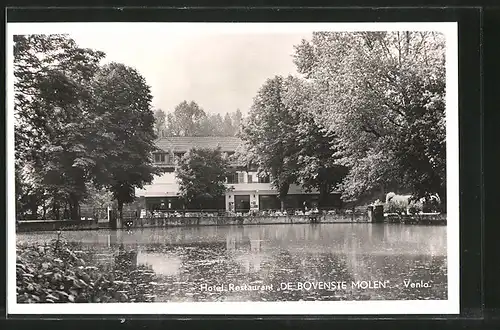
293 31 446 204
199 113 224 136
385 199 409 215
240 75 347 209
407 200 424 215
14 34 106 220
14 35 162 221
160 100 242 137
166 101 206 136
81 184 113 210
230 109 243 136
89 62 163 220
240 76 300 210
175 147 230 209
153 108 166 137
280 76 348 206
16 237 157 303
223 113 234 136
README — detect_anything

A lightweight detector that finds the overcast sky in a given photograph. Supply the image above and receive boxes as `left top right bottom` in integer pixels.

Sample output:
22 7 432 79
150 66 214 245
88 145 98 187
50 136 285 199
10 22 454 116
69 30 310 115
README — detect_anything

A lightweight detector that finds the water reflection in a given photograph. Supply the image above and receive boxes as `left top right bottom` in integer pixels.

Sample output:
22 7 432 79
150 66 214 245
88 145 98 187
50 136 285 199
137 252 182 276
17 224 447 302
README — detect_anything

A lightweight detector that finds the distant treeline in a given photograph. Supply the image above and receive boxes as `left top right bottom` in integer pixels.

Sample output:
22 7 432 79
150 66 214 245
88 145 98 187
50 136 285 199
154 101 243 137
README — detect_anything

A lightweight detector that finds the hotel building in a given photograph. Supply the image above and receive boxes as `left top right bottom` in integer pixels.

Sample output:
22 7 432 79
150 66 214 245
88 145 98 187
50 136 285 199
135 137 342 213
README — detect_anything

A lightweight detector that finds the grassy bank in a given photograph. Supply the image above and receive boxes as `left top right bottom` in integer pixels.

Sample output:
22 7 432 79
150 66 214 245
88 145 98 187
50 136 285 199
16 235 157 303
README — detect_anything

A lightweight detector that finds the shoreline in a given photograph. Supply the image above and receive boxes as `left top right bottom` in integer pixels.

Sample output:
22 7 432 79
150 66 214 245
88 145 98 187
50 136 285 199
16 215 447 233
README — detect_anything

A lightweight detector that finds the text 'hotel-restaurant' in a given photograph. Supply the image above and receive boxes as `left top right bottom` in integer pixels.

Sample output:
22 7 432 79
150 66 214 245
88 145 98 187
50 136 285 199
135 137 342 213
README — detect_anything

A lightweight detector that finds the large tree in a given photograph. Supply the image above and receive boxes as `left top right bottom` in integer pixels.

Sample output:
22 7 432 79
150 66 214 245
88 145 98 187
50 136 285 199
241 75 347 210
14 34 105 220
294 31 446 206
222 113 234 136
240 75 300 211
231 109 243 135
153 108 166 137
282 76 348 208
164 101 207 136
90 62 163 222
175 147 230 210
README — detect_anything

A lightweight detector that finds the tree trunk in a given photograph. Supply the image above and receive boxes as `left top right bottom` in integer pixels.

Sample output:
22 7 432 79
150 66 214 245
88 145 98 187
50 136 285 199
42 200 47 220
29 195 38 220
278 182 290 212
318 183 330 209
68 204 73 220
71 203 79 220
437 185 446 213
52 200 60 220
68 194 80 221
118 200 124 223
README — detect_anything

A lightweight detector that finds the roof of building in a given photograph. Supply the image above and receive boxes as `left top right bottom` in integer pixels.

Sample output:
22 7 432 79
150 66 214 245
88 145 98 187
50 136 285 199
155 136 243 153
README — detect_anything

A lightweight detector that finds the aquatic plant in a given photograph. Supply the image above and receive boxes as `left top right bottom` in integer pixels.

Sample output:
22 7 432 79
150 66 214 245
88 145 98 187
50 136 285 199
16 237 157 303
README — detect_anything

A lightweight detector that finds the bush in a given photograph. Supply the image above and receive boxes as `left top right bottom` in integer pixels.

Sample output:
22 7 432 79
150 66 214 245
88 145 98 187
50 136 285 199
16 237 157 303
385 200 408 215
235 216 244 225
407 200 424 215
422 199 441 213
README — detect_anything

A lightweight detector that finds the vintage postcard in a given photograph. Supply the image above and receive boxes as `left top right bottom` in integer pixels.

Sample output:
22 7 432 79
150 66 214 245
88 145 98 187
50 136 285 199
7 21 459 315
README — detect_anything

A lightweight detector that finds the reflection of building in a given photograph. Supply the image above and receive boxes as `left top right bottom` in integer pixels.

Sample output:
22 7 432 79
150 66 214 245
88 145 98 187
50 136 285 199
136 137 342 211
226 230 263 252
226 230 265 273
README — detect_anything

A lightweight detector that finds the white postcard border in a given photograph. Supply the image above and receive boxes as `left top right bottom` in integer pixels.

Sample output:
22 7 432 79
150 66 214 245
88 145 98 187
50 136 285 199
6 21 459 315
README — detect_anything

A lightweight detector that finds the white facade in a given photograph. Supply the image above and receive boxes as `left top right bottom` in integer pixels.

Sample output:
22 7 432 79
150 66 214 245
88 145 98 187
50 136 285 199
136 170 318 211
135 172 180 197
136 137 334 211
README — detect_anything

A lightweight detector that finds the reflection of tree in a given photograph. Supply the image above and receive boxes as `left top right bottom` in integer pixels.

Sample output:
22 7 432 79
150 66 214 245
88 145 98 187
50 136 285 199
115 244 138 271
341 226 447 300
371 224 387 243
383 225 447 256
108 231 118 247
226 230 246 251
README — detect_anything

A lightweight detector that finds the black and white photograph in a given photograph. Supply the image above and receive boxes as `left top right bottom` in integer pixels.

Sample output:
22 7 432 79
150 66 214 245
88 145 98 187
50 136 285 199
7 22 459 315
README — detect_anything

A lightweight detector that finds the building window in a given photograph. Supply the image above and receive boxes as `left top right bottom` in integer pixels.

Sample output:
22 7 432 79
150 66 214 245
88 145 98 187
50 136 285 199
238 172 245 183
247 174 253 183
258 174 270 183
227 173 237 184
154 153 166 163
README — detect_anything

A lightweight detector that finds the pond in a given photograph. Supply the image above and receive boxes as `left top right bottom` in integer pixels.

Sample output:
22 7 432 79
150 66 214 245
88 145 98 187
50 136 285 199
17 223 447 302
